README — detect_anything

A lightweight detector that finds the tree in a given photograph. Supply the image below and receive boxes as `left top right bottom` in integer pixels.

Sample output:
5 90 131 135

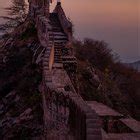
0 0 28 34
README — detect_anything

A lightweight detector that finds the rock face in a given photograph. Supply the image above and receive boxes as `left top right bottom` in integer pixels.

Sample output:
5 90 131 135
14 108 33 124
0 108 33 137
0 88 43 138
0 21 44 139
0 1 139 139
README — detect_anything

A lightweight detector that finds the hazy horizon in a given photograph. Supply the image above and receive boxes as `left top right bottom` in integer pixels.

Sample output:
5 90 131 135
51 0 140 63
0 0 140 62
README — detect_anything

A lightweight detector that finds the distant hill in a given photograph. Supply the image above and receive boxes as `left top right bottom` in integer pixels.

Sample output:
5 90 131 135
127 60 140 72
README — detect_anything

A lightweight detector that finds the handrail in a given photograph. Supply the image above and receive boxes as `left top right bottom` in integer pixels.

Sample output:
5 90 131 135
43 84 102 140
54 3 72 42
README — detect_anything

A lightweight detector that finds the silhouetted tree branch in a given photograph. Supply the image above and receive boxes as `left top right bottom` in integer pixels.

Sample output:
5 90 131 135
0 0 28 34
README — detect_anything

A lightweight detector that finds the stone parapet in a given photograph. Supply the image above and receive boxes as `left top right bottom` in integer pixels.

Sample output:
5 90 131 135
28 1 102 139
43 84 102 140
54 3 73 42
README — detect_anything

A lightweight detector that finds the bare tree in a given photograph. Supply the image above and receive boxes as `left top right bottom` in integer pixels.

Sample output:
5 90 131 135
0 0 28 33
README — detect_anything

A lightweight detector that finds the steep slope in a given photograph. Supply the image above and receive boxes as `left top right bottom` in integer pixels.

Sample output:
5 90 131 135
0 21 44 139
74 39 140 121
0 15 139 140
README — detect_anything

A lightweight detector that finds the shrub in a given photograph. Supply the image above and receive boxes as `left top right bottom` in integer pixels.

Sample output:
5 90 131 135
74 38 115 70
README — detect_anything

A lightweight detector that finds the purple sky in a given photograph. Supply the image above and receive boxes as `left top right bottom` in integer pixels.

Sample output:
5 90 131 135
0 0 140 62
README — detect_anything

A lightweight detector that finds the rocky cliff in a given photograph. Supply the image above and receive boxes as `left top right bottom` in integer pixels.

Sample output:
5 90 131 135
0 20 140 139
0 20 44 139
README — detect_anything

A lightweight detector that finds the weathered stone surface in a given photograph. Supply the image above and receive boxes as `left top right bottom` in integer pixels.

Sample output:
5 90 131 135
29 1 102 140
120 118 140 133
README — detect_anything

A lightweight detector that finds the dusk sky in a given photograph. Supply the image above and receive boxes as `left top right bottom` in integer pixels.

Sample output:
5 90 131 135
0 0 140 62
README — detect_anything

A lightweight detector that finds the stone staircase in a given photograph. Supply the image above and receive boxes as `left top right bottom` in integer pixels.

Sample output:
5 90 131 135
49 13 68 66
30 2 102 139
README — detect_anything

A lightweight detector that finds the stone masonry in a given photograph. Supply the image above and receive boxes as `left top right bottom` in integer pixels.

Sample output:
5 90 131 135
28 0 102 139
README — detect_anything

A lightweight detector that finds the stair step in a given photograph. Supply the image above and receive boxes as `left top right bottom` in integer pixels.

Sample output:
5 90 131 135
54 61 62 63
54 55 62 60
44 55 50 58
49 32 66 36
54 41 67 43
44 77 51 81
54 55 61 57
55 58 62 60
53 36 67 39
55 50 62 52
55 55 61 57
44 67 49 71
43 62 49 65
44 71 52 75
44 51 51 54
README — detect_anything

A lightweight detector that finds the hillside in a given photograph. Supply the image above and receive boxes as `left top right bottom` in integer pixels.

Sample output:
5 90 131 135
74 39 140 120
0 20 44 139
0 21 140 138
127 61 140 72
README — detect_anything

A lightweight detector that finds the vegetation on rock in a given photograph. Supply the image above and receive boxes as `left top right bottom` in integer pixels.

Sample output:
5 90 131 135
74 38 140 120
0 2 139 138
0 0 27 35
0 21 43 139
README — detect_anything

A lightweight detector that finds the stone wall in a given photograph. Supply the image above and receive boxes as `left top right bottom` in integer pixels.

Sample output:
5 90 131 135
42 84 102 140
28 1 102 139
54 2 73 42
